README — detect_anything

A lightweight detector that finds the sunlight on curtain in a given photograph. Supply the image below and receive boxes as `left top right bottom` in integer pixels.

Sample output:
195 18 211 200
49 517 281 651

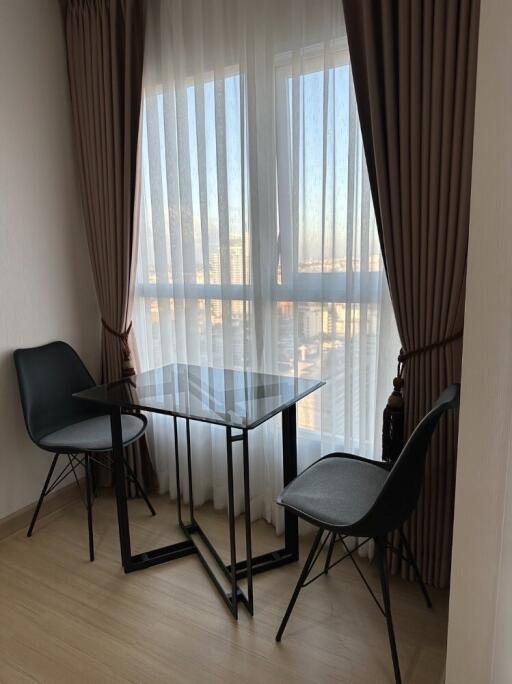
134 0 400 533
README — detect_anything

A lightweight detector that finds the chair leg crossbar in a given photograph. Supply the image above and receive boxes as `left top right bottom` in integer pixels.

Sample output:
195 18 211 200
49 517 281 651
27 452 155 562
276 528 432 684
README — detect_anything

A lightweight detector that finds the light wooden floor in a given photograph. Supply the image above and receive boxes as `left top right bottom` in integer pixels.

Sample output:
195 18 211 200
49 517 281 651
0 494 448 683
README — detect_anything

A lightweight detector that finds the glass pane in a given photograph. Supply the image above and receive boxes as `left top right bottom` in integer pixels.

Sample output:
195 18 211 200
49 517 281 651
75 365 324 430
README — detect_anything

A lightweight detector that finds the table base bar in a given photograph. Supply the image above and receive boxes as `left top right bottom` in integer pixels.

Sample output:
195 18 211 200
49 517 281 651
124 517 296 617
127 540 196 571
231 548 298 579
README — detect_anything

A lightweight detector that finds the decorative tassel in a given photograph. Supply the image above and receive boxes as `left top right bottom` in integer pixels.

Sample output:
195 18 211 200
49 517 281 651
101 319 136 378
382 373 404 464
381 333 464 463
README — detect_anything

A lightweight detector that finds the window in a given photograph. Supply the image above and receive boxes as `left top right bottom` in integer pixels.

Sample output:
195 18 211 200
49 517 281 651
134 0 397 520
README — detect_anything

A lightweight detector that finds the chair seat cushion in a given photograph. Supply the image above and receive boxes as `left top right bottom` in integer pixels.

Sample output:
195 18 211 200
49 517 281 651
39 414 146 452
278 455 388 529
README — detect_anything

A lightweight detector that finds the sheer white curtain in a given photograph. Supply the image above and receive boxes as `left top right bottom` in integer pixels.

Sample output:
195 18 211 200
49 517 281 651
134 0 399 533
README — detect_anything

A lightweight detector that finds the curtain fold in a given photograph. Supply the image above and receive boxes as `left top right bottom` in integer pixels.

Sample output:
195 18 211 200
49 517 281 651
63 0 157 491
135 0 399 532
342 0 480 587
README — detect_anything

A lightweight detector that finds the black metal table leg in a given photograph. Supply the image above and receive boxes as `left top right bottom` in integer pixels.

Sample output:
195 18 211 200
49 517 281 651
242 429 254 614
282 404 299 560
186 418 195 523
226 427 238 618
122 456 156 516
221 404 301 582
173 415 183 526
111 409 196 572
180 427 253 618
110 407 132 570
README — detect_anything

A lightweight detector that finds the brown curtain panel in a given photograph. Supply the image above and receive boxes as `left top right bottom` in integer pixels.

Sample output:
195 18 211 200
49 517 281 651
343 0 480 587
63 0 156 492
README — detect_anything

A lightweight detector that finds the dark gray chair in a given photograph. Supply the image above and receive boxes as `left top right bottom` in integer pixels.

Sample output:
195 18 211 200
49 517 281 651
275 384 460 684
14 341 155 562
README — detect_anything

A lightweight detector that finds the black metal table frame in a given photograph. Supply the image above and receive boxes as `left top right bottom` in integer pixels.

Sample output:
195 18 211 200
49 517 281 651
109 404 299 619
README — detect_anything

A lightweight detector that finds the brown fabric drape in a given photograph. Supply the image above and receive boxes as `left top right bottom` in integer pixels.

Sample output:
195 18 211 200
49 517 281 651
63 0 156 492
343 0 480 587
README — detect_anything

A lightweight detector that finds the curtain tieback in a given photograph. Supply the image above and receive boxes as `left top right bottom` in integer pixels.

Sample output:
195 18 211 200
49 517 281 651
101 319 135 377
382 329 463 463
397 330 464 376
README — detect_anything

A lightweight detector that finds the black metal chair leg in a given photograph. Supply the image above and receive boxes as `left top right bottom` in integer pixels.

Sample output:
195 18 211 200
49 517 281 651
89 453 98 497
376 536 402 684
122 456 156 516
399 529 432 609
27 453 60 537
276 528 324 642
324 531 336 574
85 454 94 562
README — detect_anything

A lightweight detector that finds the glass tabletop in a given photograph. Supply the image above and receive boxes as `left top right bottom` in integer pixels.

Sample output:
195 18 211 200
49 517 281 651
74 363 325 430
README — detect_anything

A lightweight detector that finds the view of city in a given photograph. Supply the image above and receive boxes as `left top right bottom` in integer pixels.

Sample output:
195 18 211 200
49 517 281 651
140 238 381 287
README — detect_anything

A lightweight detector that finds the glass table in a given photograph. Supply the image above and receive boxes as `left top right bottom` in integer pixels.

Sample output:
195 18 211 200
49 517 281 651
75 363 324 618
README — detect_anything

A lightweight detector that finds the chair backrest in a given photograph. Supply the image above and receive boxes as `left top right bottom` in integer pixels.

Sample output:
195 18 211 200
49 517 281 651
363 384 460 536
14 341 101 445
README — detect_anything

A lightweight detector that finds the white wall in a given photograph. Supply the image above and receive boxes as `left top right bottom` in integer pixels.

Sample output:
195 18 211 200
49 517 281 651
445 0 512 682
0 0 99 519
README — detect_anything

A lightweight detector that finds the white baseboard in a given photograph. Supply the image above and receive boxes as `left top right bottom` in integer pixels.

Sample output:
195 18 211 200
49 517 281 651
0 479 83 541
